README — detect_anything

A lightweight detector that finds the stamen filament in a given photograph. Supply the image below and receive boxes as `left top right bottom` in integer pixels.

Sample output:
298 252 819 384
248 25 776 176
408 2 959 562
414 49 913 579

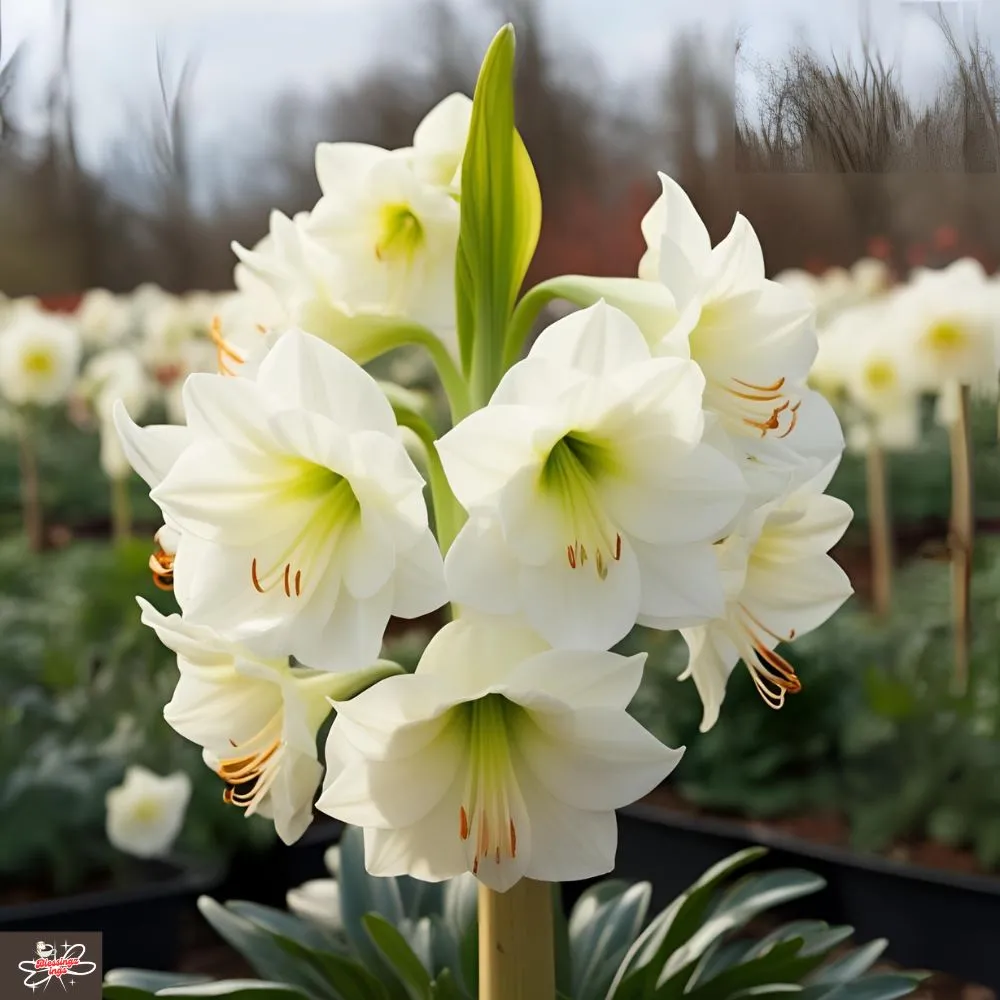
459 695 519 876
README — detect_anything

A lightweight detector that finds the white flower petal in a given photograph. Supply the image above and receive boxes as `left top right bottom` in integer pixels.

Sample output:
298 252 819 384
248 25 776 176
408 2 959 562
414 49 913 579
112 401 191 489
255 328 397 436
444 515 520 616
634 539 726 629
514 707 683 812
527 300 653 376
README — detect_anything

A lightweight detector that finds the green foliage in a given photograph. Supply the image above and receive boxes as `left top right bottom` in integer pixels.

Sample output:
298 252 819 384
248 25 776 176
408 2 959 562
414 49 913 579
628 532 1000 869
103 831 921 1000
0 532 274 897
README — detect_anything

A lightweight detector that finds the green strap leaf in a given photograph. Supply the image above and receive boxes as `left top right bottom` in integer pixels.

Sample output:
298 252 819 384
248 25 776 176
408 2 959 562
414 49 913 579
456 23 542 404
104 971 212 993
606 847 769 1000
568 880 651 1000
272 932 388 1000
156 984 313 999
196 896 336 998
806 941 888 986
363 913 434 1000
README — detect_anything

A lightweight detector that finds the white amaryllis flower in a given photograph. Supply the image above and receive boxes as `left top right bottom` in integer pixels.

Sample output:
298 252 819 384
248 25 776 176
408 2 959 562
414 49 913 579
0 304 82 407
105 765 191 859
436 301 746 651
306 141 460 334
680 483 853 732
76 288 132 349
637 174 817 443
234 140 461 350
138 598 377 844
317 614 682 892
136 329 446 670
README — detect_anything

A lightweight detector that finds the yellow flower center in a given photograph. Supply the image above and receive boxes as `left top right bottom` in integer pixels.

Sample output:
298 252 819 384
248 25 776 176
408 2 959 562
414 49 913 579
375 203 424 263
862 358 896 392
131 797 164 823
540 432 622 580
924 319 967 354
458 695 522 875
250 466 360 600
22 348 54 375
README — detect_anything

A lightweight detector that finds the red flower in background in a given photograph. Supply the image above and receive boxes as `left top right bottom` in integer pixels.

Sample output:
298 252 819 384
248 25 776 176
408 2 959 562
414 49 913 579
933 225 959 252
38 292 83 314
866 235 892 260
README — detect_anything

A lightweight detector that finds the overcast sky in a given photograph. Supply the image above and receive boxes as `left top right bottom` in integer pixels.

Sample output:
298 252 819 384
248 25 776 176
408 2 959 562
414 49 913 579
2 0 997 192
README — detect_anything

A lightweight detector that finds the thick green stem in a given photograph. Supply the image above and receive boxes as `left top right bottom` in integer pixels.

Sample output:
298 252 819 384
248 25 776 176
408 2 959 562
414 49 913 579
392 405 466 555
111 475 132 544
502 281 565 371
351 319 471 424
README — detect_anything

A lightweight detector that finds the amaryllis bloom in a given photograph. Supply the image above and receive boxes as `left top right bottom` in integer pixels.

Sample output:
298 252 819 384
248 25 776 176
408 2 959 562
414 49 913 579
894 259 999 394
436 301 746 651
76 288 132 349
139 599 393 844
637 173 817 443
679 483 853 732
305 141 460 335
143 329 447 670
0 304 82 407
316 614 682 892
105 765 191 859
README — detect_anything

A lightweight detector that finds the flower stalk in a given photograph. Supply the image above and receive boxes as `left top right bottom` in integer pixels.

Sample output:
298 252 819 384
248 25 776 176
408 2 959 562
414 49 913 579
948 382 974 695
111 475 132 544
17 415 43 552
478 879 555 1000
865 441 893 619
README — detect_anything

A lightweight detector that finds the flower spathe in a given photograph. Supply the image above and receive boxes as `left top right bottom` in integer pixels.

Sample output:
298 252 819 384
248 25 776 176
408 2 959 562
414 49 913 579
316 614 683 892
679 481 854 732
140 329 447 671
105 765 191 860
437 300 746 650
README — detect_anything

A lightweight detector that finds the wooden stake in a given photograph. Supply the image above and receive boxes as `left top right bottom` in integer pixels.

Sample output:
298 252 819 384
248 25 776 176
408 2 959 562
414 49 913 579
478 879 555 1000
948 383 974 695
18 418 43 552
111 475 132 544
865 441 893 619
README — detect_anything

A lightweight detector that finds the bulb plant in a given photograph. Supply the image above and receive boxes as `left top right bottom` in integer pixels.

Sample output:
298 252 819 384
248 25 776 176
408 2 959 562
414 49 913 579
102 24 866 1000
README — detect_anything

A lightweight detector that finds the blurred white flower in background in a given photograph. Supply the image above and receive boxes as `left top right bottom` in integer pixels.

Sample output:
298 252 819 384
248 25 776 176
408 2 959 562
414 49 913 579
0 302 82 408
76 288 133 350
286 878 343 931
105 765 191 860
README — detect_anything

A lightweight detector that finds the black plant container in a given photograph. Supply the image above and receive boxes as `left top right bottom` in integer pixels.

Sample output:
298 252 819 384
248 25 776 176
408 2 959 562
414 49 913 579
217 818 345 908
614 802 1000 990
0 859 222 972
